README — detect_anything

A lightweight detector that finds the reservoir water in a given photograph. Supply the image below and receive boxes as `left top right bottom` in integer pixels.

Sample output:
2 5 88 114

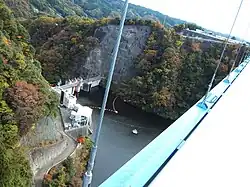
78 88 173 186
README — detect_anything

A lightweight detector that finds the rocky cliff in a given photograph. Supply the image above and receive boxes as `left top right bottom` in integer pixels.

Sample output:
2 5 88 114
85 25 151 83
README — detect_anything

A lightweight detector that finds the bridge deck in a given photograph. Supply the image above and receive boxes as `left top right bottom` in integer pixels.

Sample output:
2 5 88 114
99 58 250 187
150 60 250 186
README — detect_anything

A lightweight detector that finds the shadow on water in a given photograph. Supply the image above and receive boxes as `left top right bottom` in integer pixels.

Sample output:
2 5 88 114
79 87 173 131
78 87 174 186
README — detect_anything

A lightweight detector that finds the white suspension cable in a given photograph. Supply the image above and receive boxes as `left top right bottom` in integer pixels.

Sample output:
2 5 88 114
198 0 244 109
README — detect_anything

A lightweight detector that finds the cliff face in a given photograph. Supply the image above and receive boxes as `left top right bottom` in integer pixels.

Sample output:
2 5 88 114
87 25 151 83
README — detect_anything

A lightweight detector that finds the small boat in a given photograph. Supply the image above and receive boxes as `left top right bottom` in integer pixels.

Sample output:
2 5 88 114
132 129 138 135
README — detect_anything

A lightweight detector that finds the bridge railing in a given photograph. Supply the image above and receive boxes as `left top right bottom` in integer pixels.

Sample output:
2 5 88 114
99 57 250 187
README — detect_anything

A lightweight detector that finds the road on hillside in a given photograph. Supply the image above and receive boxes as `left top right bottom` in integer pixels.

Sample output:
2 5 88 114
34 115 77 187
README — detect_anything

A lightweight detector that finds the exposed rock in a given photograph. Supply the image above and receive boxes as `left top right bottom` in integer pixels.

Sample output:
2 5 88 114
85 25 151 83
21 116 63 147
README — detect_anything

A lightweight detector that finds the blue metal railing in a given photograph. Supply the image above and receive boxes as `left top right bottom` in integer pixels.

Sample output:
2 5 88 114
99 57 250 187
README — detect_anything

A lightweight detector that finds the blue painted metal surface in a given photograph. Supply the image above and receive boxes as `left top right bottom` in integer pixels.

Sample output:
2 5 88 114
99 57 250 187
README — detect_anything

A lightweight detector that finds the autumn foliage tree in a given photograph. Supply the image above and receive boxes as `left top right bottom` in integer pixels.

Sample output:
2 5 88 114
4 81 45 135
77 136 85 144
0 1 59 185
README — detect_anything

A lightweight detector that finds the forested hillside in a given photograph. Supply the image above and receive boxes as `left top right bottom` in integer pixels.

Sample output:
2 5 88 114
4 0 185 26
118 38 238 119
2 1 245 121
0 1 58 185
24 16 241 120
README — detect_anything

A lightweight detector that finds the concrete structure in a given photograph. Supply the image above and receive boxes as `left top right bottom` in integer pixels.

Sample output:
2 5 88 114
81 76 102 92
51 78 95 134
59 107 91 137
62 92 77 109
69 105 93 130
52 77 101 95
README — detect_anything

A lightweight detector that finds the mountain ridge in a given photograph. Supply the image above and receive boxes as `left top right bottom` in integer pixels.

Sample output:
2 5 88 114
4 0 186 26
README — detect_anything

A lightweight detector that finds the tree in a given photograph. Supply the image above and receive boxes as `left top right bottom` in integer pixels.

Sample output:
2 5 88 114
0 124 18 148
4 81 45 135
63 157 76 182
0 123 32 187
184 23 203 31
173 24 185 32
77 136 85 144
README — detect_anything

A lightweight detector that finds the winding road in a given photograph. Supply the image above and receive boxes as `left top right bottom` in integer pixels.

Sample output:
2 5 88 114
34 113 77 187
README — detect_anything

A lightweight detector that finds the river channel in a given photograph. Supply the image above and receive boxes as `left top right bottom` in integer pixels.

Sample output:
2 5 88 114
77 88 173 187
